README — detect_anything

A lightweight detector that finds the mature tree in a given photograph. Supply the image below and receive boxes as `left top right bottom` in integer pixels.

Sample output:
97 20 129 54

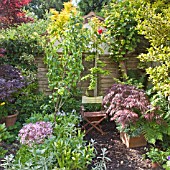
25 0 69 19
78 0 111 15
0 0 33 28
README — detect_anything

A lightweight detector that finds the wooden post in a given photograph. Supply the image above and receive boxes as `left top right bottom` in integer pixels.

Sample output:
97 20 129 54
94 53 98 97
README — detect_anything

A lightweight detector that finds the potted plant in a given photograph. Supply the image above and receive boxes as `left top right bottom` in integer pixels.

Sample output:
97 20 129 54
103 84 155 148
146 147 167 169
0 64 27 127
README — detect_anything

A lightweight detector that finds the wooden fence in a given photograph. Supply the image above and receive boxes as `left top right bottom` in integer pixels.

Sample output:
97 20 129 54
35 53 139 96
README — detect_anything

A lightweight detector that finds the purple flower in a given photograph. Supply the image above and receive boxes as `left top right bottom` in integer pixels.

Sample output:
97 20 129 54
167 156 170 160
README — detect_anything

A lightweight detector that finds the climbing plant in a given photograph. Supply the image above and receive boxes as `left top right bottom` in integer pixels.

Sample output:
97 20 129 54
81 17 109 92
104 0 139 79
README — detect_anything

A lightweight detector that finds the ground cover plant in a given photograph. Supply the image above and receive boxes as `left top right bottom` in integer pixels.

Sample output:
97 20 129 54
1 113 95 169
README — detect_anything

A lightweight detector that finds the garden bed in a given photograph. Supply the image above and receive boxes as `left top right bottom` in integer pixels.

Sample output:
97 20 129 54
86 121 153 170
0 121 162 170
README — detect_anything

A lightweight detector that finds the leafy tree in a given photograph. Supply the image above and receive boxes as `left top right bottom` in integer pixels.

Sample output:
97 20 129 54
0 0 33 29
104 0 139 80
25 0 69 19
136 1 170 96
44 2 87 114
78 0 111 15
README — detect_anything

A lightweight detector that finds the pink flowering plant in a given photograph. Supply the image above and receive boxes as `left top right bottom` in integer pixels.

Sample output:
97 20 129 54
103 84 157 136
18 121 53 146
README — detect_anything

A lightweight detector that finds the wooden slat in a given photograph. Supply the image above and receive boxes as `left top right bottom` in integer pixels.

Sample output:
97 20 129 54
82 96 103 103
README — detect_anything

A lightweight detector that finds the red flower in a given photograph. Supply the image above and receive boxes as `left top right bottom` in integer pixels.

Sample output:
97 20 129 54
97 29 103 34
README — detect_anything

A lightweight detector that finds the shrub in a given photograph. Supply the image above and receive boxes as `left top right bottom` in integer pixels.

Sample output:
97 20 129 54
0 65 27 101
103 84 152 121
103 84 156 136
103 84 170 143
136 1 170 96
15 93 54 124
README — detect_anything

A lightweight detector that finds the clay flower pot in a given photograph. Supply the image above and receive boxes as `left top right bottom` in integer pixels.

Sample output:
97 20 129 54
151 162 160 169
120 132 147 148
5 112 19 127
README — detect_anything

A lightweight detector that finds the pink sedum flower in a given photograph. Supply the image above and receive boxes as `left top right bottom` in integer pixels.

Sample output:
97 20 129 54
19 121 53 146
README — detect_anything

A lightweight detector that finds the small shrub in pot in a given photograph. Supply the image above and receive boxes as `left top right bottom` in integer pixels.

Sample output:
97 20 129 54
0 64 27 119
103 84 156 137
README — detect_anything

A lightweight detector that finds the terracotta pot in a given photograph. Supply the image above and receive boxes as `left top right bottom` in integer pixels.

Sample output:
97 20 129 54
5 113 18 127
120 132 147 148
152 162 160 169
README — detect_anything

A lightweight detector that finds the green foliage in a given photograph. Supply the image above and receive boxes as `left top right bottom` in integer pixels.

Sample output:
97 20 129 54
0 19 49 86
83 103 102 112
145 147 169 163
81 17 109 91
78 0 111 16
44 5 87 113
61 97 81 113
114 69 147 89
104 0 139 62
0 18 48 59
0 124 14 157
15 93 53 123
150 92 170 118
6 123 21 144
136 1 170 96
103 0 140 79
163 154 170 170
0 146 7 158
141 121 167 144
0 102 8 119
0 124 11 142
147 92 170 146
25 113 55 124
26 0 69 19
2 113 95 169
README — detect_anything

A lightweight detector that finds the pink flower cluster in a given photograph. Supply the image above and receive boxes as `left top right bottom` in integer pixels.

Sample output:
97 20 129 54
103 84 150 116
111 109 139 128
103 84 156 128
19 121 53 146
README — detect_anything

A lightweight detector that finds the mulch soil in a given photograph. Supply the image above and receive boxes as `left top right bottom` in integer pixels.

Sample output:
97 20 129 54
85 120 161 170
